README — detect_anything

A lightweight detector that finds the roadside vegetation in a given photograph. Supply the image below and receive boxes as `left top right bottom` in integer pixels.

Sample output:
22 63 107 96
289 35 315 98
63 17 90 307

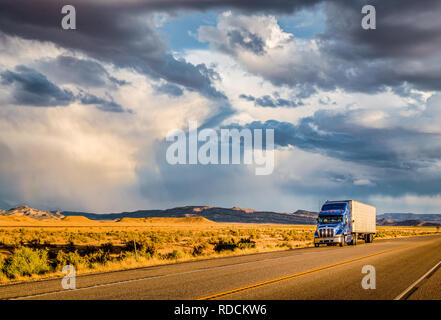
0 222 439 283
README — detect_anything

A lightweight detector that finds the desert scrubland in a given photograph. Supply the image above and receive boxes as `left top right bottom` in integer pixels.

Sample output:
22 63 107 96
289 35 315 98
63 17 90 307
0 216 440 283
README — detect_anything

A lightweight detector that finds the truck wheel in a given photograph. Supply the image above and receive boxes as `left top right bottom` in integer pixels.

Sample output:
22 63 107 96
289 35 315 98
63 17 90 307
351 233 357 245
314 244 319 247
370 234 374 243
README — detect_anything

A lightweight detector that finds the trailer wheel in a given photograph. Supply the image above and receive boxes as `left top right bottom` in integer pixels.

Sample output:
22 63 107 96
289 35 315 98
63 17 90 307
365 234 373 243
314 244 319 247
365 234 370 243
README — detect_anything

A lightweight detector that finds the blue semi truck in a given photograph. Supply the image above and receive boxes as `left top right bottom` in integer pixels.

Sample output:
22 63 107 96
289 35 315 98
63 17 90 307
314 200 376 247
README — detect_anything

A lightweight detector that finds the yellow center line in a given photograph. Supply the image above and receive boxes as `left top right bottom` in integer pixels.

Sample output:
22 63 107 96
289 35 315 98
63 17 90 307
197 239 436 300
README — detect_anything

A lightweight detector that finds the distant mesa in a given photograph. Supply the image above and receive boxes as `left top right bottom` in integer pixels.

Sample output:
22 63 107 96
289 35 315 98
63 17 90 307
377 213 441 223
0 205 64 220
376 217 441 227
60 206 319 224
117 217 214 224
232 207 256 213
192 206 213 212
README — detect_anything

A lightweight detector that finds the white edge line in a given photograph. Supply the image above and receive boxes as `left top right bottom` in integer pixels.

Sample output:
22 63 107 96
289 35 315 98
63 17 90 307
394 260 441 300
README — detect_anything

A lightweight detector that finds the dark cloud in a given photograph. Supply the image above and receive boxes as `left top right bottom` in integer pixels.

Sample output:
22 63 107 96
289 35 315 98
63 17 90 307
38 55 128 87
2 0 439 99
238 94 255 102
154 83 184 97
244 113 441 170
322 0 441 60
48 0 323 14
196 0 441 95
1 65 75 106
1 66 126 112
239 93 302 108
318 0 441 93
235 107 441 197
0 0 227 101
226 30 266 55
77 91 125 113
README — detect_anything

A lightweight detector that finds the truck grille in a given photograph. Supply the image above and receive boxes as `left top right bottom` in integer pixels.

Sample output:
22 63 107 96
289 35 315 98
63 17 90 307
319 228 334 238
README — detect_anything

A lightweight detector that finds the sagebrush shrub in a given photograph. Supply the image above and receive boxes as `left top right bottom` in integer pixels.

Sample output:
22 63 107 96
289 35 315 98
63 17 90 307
1 247 50 279
55 250 84 269
192 243 208 256
213 238 237 252
237 237 256 249
165 249 185 260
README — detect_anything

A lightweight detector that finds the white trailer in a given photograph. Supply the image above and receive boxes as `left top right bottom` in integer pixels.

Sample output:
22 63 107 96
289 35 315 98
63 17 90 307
349 200 376 235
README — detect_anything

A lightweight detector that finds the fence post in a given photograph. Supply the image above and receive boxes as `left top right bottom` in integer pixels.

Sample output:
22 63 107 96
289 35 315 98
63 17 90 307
133 238 138 262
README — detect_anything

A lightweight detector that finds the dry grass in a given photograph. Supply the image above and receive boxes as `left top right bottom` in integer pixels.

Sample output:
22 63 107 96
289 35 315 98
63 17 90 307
0 217 439 284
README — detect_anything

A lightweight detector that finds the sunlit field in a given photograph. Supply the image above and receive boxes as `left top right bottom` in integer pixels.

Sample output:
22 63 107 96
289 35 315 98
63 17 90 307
0 216 439 283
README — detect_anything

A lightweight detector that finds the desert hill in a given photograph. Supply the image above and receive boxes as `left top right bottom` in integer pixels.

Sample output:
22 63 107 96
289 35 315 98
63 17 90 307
377 213 441 223
62 206 319 225
0 205 64 220
117 217 214 224
376 218 441 227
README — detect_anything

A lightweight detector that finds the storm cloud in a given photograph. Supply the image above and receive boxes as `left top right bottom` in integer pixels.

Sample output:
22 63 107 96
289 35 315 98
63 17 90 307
1 66 125 112
235 102 441 198
239 93 302 108
1 66 75 107
38 55 128 88
198 1 441 95
0 0 227 101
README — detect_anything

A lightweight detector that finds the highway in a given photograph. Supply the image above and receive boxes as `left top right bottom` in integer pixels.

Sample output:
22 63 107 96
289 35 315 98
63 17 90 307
1 235 440 300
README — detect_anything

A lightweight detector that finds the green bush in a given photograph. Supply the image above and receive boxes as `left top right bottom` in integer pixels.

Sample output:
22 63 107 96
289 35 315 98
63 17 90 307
213 237 256 252
165 249 185 260
86 249 111 265
55 250 84 269
124 239 157 256
213 238 237 252
1 247 50 279
237 237 256 250
100 242 114 253
192 243 209 256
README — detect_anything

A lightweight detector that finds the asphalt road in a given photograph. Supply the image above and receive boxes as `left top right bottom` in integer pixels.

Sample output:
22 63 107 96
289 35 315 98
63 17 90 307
1 235 440 300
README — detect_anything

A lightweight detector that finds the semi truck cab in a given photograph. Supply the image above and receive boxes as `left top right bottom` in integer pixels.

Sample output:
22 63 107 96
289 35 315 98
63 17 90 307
314 202 349 247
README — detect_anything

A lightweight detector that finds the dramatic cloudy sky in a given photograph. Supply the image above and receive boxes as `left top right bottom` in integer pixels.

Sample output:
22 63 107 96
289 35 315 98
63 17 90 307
1 0 441 214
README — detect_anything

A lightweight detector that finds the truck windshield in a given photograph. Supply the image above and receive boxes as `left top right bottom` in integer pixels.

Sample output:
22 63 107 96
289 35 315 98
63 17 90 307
318 215 343 224
321 203 346 211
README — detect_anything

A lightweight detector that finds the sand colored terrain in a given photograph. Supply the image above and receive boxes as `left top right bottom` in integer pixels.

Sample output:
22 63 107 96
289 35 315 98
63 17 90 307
0 214 214 227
